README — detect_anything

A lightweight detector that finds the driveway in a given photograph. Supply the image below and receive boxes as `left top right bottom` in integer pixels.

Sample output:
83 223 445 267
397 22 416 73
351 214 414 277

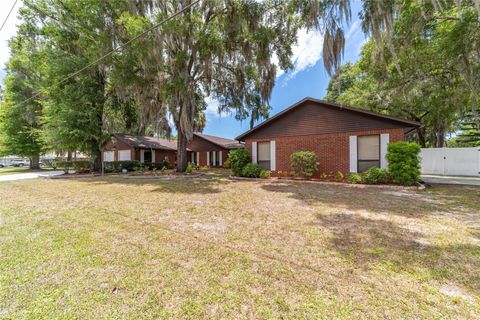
0 171 64 182
421 174 480 186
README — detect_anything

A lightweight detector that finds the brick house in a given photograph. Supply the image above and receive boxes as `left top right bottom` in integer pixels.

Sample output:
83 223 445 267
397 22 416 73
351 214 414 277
235 97 421 177
102 133 243 167
186 133 244 167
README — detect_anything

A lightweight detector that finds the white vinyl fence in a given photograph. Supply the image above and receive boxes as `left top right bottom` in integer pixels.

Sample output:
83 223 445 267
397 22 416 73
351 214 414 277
420 147 480 176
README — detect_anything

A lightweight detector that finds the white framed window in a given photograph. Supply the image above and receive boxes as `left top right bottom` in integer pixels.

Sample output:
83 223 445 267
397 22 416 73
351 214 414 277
103 151 114 162
257 142 271 170
118 150 131 161
357 135 380 172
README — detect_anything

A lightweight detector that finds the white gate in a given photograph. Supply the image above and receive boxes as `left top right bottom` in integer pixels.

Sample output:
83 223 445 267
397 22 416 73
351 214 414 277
420 147 480 176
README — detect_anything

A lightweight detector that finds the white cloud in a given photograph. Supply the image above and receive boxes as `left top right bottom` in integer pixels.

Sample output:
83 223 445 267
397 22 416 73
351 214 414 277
288 28 324 78
274 21 361 82
345 20 361 41
205 96 220 115
274 28 324 82
0 0 21 71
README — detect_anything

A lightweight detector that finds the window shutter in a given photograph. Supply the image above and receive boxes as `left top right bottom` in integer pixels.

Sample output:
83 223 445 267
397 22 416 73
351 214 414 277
252 142 257 163
140 150 144 163
349 136 357 173
151 150 156 163
207 151 210 166
219 151 223 166
380 133 390 169
270 140 276 171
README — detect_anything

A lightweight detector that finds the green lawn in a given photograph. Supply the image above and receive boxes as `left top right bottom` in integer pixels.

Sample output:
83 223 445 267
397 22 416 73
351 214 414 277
0 166 54 175
0 170 479 319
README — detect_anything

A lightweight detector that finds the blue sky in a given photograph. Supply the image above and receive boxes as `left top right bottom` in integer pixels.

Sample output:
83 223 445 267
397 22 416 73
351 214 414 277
0 0 367 140
204 1 367 139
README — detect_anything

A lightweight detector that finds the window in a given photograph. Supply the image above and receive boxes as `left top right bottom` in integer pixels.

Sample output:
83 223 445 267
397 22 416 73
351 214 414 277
143 150 152 163
357 135 380 172
103 151 114 162
118 150 131 161
257 141 271 170
209 151 220 166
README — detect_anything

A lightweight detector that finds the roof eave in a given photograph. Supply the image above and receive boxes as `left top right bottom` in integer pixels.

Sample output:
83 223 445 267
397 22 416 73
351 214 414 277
235 97 422 141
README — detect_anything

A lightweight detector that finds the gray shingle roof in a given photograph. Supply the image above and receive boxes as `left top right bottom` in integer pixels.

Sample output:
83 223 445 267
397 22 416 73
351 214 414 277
193 133 244 149
113 133 178 151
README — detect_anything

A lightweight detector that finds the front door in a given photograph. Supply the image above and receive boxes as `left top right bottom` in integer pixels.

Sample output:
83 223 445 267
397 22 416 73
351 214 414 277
144 150 152 163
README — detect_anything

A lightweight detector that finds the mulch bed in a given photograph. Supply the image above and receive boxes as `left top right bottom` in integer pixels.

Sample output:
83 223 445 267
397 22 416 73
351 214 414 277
123 172 204 179
229 175 422 190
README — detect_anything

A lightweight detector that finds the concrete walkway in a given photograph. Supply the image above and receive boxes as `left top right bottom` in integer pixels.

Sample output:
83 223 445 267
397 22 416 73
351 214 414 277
0 171 64 182
421 175 480 186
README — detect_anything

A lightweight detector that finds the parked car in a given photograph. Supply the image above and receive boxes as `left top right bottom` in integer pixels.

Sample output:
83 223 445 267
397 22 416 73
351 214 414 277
0 163 5 168
11 160 28 167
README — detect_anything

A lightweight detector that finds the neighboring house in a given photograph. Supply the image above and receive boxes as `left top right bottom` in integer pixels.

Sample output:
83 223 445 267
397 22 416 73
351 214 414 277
102 133 243 167
236 97 421 176
103 133 178 165
187 133 244 167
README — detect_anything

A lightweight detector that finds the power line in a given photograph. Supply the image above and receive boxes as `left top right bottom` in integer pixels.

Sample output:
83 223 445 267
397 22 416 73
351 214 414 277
16 0 200 107
0 0 18 32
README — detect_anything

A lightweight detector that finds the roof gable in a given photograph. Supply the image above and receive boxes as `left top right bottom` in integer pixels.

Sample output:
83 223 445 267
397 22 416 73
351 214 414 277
113 133 177 150
236 98 422 141
193 133 244 149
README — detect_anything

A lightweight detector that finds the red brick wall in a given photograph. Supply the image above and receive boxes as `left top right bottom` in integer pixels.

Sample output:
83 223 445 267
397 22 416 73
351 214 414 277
187 150 228 167
186 135 229 167
102 137 134 161
245 128 404 177
155 150 176 165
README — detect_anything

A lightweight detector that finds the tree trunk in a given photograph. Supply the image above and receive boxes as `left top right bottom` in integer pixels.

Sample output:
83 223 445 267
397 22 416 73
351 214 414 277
93 149 102 172
176 130 188 172
30 155 40 169
437 129 446 147
416 127 426 148
67 151 72 161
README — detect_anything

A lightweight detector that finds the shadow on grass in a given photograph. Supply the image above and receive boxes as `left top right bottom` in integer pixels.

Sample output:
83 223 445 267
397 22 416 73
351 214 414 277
315 212 480 295
73 175 230 194
261 182 480 220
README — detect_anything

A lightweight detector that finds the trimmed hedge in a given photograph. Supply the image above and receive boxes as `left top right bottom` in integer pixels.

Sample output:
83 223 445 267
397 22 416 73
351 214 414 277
260 170 271 179
104 160 141 172
387 142 421 186
57 161 92 174
141 160 172 170
347 173 362 184
362 167 389 184
242 163 262 178
229 148 250 176
291 151 318 178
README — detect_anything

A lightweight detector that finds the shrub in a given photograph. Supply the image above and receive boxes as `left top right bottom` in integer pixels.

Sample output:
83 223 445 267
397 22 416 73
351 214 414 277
223 158 231 169
242 163 262 178
362 167 389 184
290 151 318 178
104 160 141 172
260 170 271 179
142 159 172 171
347 173 362 184
42 159 57 169
335 171 345 181
58 161 92 174
387 141 421 186
229 148 250 176
73 161 92 174
186 162 193 174
57 161 74 174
